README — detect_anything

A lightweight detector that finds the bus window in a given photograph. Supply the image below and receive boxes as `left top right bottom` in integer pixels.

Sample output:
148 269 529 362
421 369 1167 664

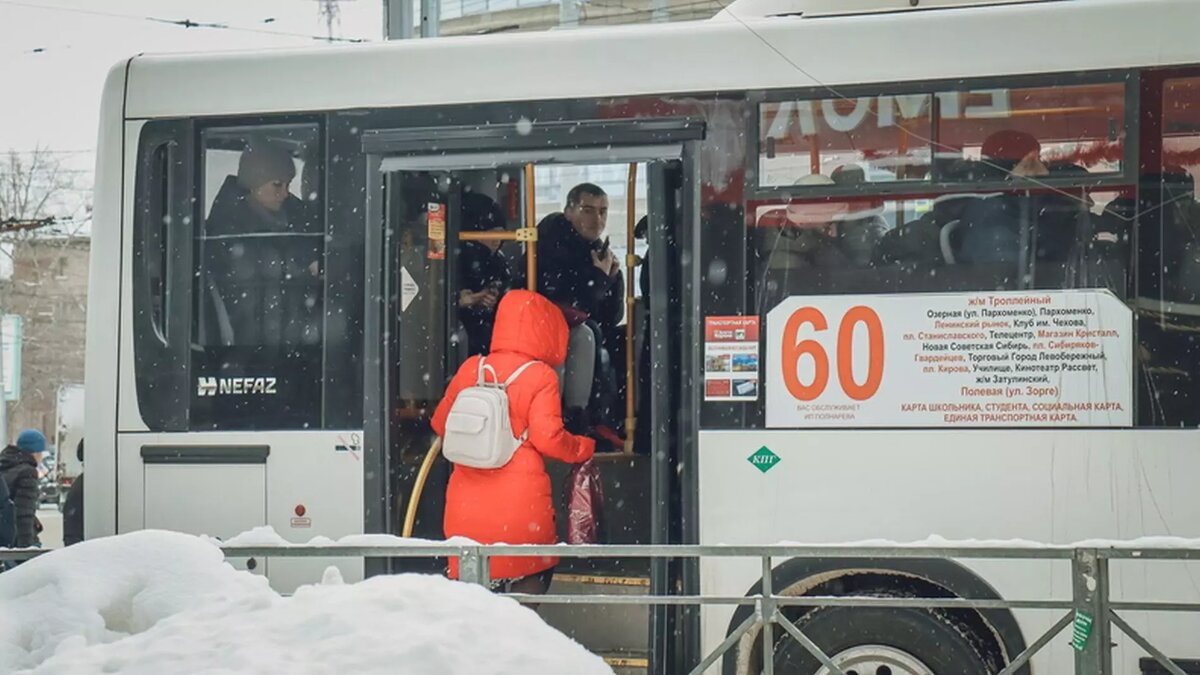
936 82 1125 178
753 79 1130 313
192 124 324 430
1136 71 1200 427
133 129 188 432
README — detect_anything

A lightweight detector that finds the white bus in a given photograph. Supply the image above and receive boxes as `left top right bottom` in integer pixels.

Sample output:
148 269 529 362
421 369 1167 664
85 0 1200 672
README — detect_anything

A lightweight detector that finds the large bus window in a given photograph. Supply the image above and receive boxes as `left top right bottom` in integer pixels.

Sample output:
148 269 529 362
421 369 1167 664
192 124 324 430
1137 71 1200 427
759 81 1125 188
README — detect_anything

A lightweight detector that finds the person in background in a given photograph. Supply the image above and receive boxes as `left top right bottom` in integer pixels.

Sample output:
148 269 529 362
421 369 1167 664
457 191 513 356
62 439 84 547
431 290 596 597
0 430 46 549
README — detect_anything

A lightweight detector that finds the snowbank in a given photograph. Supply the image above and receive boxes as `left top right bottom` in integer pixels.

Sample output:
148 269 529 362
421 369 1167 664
218 525 481 549
0 531 612 675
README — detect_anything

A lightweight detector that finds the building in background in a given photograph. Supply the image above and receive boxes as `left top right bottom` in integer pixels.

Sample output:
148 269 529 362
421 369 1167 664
438 0 721 34
0 236 89 447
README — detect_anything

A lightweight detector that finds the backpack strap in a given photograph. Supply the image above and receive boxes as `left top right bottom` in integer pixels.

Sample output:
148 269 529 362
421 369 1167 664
502 361 539 388
477 357 501 387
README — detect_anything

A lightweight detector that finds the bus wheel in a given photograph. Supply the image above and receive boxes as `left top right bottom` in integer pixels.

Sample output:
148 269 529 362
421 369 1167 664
770 604 997 675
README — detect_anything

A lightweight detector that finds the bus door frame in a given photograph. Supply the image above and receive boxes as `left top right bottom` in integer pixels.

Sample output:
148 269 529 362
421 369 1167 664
361 118 704 670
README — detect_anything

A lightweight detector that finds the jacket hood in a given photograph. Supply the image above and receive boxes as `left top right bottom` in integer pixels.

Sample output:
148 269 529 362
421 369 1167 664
0 445 34 471
489 290 568 367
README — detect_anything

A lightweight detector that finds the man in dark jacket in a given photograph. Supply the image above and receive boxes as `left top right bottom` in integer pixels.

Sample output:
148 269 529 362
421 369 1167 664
0 429 46 549
537 183 625 331
537 183 625 440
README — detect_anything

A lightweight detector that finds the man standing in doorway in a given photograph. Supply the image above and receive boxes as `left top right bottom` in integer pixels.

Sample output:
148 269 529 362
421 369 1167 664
537 183 626 446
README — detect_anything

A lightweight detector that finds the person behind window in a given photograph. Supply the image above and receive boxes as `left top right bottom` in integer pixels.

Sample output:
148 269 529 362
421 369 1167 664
759 175 850 298
457 191 513 356
537 183 625 446
958 130 1053 265
204 140 321 347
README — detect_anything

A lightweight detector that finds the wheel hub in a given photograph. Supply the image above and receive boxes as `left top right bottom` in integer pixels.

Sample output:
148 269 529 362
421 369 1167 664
814 644 934 675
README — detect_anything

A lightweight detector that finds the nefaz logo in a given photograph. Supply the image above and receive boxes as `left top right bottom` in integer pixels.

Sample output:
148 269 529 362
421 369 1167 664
197 377 278 397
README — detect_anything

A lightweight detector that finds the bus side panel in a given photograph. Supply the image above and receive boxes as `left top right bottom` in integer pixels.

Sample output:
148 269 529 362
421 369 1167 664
83 62 132 540
698 429 1200 675
117 430 364 592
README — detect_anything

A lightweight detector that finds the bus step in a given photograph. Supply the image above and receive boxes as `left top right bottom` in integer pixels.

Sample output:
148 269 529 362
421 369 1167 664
539 573 650 655
600 650 650 674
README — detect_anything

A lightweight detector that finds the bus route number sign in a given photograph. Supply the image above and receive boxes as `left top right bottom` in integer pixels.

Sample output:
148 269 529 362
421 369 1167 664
764 290 1133 429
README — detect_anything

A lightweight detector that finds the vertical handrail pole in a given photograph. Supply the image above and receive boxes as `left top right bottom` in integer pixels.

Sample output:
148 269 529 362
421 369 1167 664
624 162 638 455
524 163 537 291
460 547 489 587
761 555 776 675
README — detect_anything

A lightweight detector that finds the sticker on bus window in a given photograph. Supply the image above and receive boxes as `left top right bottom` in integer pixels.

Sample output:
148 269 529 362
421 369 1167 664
764 290 1133 428
427 202 446 260
705 316 760 402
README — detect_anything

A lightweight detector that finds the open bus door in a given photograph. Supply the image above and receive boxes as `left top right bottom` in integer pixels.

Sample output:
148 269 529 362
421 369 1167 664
362 121 701 674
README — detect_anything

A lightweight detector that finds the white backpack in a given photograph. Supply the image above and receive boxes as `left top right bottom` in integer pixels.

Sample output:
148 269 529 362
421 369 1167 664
442 358 538 469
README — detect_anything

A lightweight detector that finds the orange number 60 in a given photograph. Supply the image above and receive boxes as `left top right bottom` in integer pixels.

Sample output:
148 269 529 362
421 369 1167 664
782 306 884 401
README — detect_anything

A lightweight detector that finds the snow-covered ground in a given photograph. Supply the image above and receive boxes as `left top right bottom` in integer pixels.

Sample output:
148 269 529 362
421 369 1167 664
0 530 613 675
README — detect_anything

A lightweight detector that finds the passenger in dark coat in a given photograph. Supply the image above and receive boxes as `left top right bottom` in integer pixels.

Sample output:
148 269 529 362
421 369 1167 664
202 141 322 347
0 430 46 549
62 439 84 547
536 183 625 331
536 183 625 436
456 192 513 356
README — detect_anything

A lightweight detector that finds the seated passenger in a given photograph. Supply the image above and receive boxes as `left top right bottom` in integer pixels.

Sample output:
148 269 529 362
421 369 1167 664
457 192 513 356
537 183 625 443
759 176 849 290
958 130 1052 265
204 141 322 347
830 165 886 266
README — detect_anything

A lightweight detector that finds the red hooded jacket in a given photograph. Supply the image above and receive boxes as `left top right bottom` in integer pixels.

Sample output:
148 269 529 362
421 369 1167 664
432 290 596 581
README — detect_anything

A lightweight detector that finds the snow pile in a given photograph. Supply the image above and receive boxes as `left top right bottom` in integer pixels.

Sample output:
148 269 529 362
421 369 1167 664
0 531 612 675
219 525 480 548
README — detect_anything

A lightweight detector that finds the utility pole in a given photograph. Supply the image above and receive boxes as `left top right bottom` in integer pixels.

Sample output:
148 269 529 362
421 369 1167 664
317 0 342 41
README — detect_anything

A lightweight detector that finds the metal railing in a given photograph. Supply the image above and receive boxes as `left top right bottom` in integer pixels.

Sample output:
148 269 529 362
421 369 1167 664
5 542 1200 675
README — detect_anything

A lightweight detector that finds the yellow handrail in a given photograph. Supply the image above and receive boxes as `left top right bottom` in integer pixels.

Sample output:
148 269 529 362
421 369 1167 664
401 437 442 538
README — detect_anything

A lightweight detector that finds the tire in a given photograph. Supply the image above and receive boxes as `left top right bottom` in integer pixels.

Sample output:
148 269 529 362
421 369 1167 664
769 604 997 675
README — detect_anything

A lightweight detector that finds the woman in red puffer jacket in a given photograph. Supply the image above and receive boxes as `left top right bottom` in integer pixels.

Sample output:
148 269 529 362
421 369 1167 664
431 289 595 594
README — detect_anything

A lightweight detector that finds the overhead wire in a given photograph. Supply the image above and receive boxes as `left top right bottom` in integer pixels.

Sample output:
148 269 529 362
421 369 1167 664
0 0 370 44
